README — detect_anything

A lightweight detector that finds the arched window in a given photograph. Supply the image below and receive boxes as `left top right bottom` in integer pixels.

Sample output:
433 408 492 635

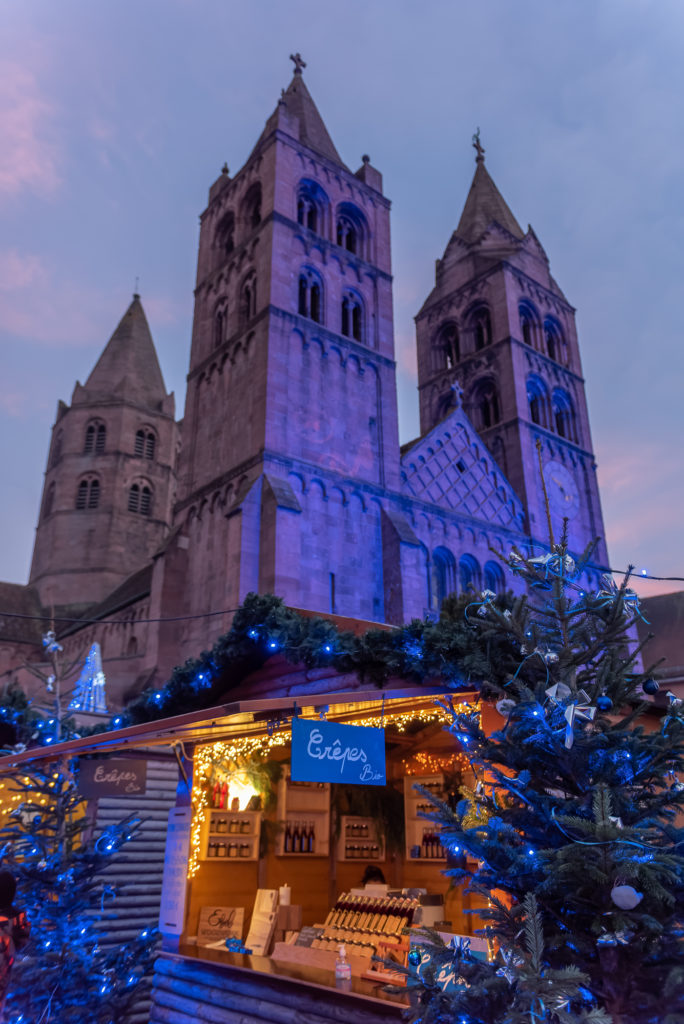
552 389 578 442
297 270 323 324
51 431 63 467
434 322 460 370
296 179 329 236
129 483 153 516
519 302 539 347
239 272 257 325
473 380 500 429
484 560 505 594
459 554 481 594
76 478 99 510
335 203 366 258
527 375 550 429
544 317 566 364
84 421 105 454
431 547 456 610
216 211 235 256
336 215 357 253
470 307 492 350
214 308 225 348
134 429 156 460
341 292 363 342
44 482 55 518
243 183 262 232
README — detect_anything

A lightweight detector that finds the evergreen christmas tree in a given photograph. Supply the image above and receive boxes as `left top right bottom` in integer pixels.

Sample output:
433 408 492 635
0 634 158 1023
0 762 158 1023
407 526 684 1024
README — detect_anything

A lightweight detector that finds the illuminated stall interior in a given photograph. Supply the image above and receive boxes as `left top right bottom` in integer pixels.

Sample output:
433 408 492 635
182 691 488 959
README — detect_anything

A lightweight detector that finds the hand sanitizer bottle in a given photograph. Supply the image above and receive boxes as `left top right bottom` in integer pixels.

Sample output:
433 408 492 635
335 943 352 988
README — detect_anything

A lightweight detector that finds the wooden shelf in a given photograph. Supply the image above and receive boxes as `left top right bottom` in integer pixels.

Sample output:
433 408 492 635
202 809 261 861
336 815 385 862
276 774 330 857
404 773 447 862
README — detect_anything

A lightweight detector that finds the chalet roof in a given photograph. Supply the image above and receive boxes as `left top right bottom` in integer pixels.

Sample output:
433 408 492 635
82 295 168 410
455 160 524 244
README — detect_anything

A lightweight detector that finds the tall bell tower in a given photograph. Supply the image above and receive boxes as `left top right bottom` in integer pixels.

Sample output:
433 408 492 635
414 134 608 566
157 54 402 663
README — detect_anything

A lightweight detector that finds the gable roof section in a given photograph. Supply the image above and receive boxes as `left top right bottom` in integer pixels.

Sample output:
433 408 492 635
81 295 168 410
0 582 45 645
400 407 525 530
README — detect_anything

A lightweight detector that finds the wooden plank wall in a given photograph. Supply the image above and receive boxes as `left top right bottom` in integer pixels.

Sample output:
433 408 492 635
94 752 179 1024
149 953 405 1024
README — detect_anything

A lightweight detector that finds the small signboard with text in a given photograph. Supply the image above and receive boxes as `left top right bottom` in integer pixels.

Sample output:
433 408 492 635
197 906 244 947
291 717 386 786
78 758 147 799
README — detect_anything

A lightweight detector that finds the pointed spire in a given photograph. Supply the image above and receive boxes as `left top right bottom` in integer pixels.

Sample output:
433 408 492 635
455 137 524 244
250 56 347 169
83 294 168 409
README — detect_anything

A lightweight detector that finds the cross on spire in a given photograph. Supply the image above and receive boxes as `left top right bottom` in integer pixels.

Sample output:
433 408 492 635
290 52 306 75
472 127 485 164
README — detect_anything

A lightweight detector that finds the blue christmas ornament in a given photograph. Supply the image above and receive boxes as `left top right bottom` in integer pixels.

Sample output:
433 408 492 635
596 695 613 712
643 678 659 696
408 947 423 966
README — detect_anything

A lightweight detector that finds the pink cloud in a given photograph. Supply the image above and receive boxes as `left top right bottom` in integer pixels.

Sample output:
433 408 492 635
0 60 60 198
0 249 45 290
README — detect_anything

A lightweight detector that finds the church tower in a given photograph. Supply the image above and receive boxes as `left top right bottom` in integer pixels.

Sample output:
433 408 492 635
162 54 401 657
29 295 178 612
414 136 608 565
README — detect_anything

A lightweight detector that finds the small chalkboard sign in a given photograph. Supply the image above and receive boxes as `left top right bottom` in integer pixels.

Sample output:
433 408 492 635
295 926 323 948
78 758 147 798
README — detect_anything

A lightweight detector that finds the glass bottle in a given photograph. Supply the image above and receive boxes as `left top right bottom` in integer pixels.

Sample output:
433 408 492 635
284 821 293 854
307 821 316 854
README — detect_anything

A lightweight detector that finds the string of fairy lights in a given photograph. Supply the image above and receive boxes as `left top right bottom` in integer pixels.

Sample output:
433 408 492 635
187 700 475 879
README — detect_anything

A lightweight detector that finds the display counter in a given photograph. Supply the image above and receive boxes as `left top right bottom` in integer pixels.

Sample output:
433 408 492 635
150 947 407 1024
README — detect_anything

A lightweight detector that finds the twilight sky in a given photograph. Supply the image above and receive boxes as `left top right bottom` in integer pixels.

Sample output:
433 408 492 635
1 0 683 597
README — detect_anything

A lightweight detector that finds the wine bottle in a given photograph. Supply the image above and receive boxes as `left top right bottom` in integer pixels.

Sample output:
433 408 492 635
307 820 316 854
292 821 301 853
284 820 293 854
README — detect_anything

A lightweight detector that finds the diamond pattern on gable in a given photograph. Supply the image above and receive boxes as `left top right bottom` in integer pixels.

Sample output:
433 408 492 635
400 408 525 529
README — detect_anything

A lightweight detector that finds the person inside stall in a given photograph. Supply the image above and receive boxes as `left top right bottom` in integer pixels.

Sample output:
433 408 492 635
360 865 386 887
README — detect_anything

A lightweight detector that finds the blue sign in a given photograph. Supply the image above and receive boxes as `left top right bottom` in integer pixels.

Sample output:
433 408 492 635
290 717 386 786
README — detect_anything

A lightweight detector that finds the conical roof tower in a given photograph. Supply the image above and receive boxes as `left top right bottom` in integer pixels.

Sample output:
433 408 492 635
30 294 178 612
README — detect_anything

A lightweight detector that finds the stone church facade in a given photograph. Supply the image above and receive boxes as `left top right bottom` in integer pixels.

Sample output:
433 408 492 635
0 59 608 708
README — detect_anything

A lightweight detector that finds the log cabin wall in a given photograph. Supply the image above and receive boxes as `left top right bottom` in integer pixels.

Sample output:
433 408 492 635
149 953 404 1024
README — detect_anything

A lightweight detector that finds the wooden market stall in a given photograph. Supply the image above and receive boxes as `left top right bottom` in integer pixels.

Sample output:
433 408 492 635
0 660 498 1024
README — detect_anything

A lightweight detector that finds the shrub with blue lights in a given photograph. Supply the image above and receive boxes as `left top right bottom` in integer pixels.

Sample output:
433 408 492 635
0 762 158 1023
399 534 684 1024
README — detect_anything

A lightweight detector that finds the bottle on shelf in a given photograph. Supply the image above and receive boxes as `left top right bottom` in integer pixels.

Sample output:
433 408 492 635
284 821 293 854
307 820 316 854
